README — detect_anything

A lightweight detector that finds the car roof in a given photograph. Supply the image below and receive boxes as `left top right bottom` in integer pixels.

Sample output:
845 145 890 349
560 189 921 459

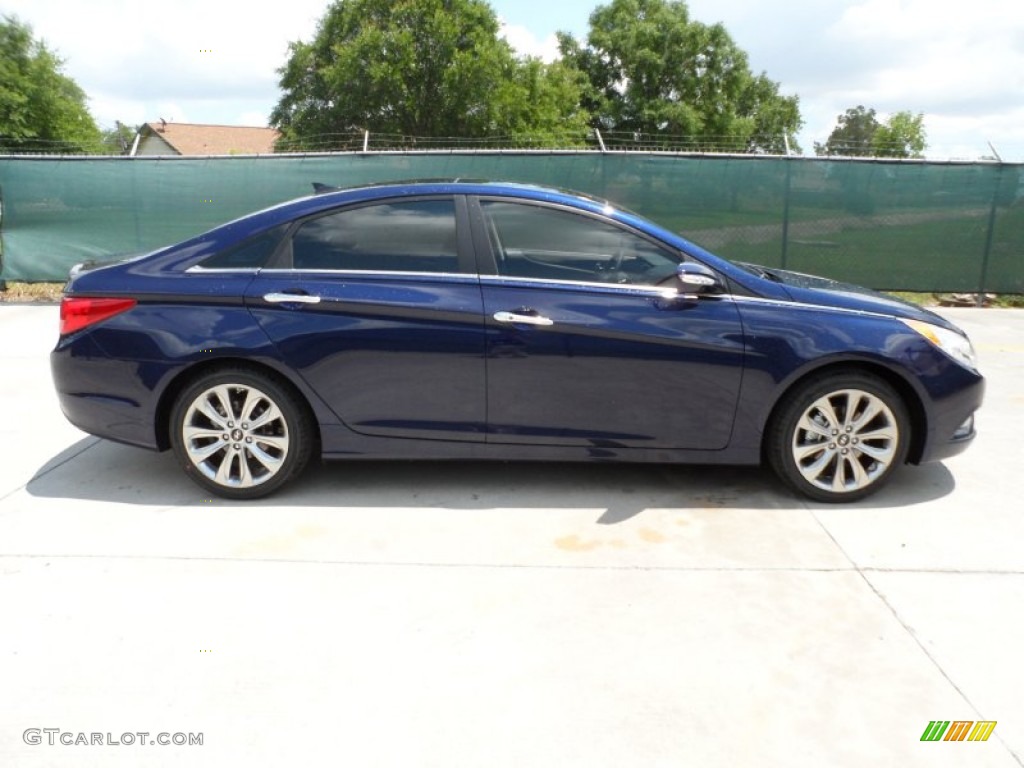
228 180 615 231
305 179 611 211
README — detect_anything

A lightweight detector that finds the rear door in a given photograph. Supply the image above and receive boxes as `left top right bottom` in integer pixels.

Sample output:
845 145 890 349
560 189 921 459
245 195 487 441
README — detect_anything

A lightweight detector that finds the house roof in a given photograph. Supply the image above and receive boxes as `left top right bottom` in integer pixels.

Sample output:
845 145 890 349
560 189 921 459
140 122 280 155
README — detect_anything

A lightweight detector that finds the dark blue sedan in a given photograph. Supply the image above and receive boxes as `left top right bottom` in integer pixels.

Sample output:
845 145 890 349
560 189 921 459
51 181 984 502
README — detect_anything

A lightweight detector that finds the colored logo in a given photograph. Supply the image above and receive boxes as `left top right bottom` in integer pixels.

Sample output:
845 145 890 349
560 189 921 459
921 721 997 742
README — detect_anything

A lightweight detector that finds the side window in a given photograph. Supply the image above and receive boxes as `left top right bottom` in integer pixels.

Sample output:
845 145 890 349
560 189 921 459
291 199 460 273
199 225 287 269
481 201 679 285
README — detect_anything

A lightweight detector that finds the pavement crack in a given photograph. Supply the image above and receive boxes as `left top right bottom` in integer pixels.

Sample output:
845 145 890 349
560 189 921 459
809 509 1022 767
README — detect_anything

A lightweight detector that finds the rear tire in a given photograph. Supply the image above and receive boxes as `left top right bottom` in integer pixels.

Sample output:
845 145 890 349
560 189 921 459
767 372 910 503
170 368 313 499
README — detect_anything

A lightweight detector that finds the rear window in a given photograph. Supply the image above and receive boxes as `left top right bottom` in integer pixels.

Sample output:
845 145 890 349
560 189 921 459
199 225 287 269
290 199 460 273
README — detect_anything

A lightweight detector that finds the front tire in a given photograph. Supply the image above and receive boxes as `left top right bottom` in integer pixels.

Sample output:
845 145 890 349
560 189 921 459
767 372 910 503
170 368 313 499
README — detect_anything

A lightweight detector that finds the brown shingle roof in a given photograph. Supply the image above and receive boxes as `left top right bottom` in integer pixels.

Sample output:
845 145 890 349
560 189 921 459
142 122 279 155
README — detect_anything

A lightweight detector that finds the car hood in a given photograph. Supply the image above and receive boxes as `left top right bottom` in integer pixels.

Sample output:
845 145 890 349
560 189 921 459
743 264 956 329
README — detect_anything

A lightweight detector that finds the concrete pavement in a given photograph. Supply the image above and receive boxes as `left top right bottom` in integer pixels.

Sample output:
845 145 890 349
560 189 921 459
0 304 1021 767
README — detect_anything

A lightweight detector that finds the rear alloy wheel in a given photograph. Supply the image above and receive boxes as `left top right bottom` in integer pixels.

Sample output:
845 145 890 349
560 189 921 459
768 373 910 503
170 368 313 499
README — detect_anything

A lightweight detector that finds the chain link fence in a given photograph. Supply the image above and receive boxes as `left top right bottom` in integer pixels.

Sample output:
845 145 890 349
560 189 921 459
0 150 1020 292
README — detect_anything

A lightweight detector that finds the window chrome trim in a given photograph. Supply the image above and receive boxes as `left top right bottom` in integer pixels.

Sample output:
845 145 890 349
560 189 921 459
185 266 261 274
478 273 686 298
257 268 480 283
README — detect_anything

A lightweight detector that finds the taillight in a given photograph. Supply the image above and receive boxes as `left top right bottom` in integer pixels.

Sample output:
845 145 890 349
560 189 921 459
59 297 137 336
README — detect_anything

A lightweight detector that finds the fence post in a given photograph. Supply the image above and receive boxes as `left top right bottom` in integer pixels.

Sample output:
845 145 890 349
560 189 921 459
780 156 793 269
0 181 5 290
977 162 1004 306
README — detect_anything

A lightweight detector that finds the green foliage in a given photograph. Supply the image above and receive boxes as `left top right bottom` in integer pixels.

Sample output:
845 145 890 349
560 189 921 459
0 15 102 153
558 0 802 152
815 105 879 157
99 121 138 155
271 0 589 149
816 106 927 158
492 58 592 145
873 111 926 158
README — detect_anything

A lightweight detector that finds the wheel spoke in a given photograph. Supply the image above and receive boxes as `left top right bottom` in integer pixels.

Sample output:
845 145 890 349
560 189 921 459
832 455 849 491
213 386 240 422
855 441 895 463
198 398 228 429
240 389 264 424
856 426 897 442
794 441 830 461
238 452 254 487
249 402 283 431
851 397 882 430
248 444 283 471
800 447 837 481
797 414 833 439
811 396 841 430
189 440 226 462
253 435 287 452
214 450 237 486
183 426 225 442
845 454 869 486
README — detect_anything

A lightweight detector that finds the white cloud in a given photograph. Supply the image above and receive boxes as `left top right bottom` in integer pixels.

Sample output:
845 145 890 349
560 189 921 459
500 22 561 62
802 0 1024 158
3 0 1022 159
2 0 325 128
238 110 272 127
685 0 1024 159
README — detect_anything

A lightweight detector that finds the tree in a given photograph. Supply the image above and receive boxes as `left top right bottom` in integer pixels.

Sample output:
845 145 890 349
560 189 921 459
815 106 926 158
98 121 138 155
491 58 592 145
558 0 802 153
0 15 102 153
872 111 926 158
814 106 879 157
270 0 588 149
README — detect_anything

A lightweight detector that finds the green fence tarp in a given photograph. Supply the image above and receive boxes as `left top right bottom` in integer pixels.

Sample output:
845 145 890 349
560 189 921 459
0 152 1021 292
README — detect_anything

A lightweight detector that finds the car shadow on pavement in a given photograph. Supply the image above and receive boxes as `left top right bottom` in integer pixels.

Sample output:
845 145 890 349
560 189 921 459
26 436 956 518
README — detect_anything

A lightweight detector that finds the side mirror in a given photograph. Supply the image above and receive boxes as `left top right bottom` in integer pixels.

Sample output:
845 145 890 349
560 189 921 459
676 262 724 295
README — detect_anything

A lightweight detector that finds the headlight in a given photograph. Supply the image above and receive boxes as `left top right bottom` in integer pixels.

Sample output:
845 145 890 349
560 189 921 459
901 319 978 371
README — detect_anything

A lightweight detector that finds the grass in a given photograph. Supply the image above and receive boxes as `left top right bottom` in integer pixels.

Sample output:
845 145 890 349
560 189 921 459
990 294 1024 308
0 282 65 302
885 292 937 307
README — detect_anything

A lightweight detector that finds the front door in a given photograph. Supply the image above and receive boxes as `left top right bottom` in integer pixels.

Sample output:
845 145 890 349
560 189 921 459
475 199 745 450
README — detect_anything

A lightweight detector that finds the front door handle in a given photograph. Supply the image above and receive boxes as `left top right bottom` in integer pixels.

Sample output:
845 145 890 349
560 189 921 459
493 310 554 327
264 292 321 305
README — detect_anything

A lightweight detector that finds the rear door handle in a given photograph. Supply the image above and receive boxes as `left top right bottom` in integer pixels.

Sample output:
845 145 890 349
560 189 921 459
264 292 321 305
493 310 554 327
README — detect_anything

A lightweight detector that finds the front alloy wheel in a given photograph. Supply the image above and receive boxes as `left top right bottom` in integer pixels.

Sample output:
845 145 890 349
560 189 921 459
170 368 313 499
768 373 910 502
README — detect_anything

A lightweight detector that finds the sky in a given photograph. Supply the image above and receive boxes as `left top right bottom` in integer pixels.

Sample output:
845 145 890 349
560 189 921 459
2 0 1022 160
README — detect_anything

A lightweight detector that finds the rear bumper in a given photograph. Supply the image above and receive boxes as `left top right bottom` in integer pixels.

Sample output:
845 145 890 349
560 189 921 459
50 340 163 451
